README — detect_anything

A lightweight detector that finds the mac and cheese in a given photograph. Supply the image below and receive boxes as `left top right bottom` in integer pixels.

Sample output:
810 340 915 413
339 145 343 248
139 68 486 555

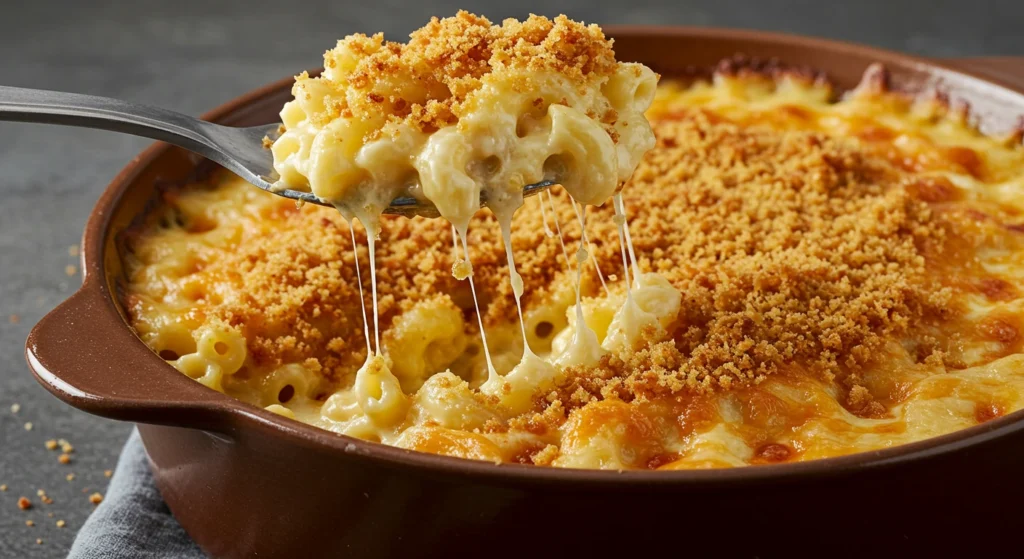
122 29 1024 469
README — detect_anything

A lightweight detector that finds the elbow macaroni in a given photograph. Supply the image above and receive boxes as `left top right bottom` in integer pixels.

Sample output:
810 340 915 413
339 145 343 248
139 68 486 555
384 298 468 392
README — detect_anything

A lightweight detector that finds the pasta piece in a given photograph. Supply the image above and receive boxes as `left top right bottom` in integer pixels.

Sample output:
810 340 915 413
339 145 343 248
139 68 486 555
195 324 247 376
384 298 468 392
412 373 500 430
354 355 410 428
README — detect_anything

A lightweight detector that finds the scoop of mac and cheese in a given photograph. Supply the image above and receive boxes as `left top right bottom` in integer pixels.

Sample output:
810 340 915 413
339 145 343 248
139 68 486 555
268 12 664 440
270 12 656 233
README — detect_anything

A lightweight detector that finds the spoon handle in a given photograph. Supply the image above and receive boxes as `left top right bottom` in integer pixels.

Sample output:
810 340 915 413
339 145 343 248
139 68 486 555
0 85 217 154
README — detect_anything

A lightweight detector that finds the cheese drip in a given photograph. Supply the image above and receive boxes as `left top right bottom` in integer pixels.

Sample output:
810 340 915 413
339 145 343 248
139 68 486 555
493 202 532 356
363 220 382 356
616 194 640 280
604 194 646 350
554 202 604 368
571 199 610 296
333 202 386 357
538 193 555 238
548 193 681 360
452 226 499 384
347 221 372 356
546 191 578 296
331 206 410 435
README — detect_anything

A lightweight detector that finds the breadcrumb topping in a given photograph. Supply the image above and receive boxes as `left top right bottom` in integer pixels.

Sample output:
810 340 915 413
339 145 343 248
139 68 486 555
294 11 616 134
552 112 954 408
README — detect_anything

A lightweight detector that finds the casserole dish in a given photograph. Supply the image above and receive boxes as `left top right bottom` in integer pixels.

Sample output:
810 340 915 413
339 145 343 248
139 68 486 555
25 27 1024 557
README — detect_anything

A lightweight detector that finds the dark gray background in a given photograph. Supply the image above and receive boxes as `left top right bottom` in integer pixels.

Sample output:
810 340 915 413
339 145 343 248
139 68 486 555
1 0 1021 556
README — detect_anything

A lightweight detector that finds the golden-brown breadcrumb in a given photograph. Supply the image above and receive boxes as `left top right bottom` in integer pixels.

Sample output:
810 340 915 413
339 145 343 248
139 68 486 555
293 11 616 135
553 112 954 405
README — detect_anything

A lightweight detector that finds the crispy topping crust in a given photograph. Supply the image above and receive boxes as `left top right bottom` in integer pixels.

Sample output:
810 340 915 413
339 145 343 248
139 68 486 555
295 11 617 133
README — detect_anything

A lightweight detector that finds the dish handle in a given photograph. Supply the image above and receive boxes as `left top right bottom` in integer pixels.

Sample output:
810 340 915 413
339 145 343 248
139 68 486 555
25 284 230 428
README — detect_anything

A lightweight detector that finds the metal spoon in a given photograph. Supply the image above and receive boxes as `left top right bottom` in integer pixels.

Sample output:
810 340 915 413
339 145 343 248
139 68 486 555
0 85 554 218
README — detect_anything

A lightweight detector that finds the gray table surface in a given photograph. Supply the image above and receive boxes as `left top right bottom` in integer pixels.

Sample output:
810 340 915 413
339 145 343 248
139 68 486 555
1 0 1022 556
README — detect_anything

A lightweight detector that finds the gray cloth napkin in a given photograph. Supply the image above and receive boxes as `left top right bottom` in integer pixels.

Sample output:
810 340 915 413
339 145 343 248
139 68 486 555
67 428 205 558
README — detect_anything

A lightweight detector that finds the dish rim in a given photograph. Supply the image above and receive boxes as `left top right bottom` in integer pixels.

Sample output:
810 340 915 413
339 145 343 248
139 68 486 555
25 25 1024 486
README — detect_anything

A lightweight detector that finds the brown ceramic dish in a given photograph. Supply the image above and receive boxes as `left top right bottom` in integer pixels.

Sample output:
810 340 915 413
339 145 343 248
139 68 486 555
25 28 1024 558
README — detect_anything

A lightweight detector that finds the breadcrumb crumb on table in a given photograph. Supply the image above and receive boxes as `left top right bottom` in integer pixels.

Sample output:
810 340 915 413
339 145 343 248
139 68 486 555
56 520 65 528
23 422 32 431
25 520 34 527
103 470 112 478
88 492 104 505
58 454 71 465
18 497 31 510
0 484 7 491
9 403 19 413
44 440 57 450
